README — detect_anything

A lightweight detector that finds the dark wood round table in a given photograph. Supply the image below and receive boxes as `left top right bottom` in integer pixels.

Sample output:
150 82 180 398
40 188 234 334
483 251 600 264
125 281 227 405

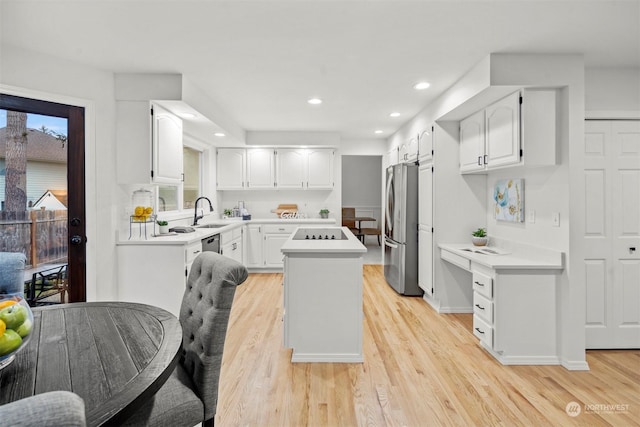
0 302 182 426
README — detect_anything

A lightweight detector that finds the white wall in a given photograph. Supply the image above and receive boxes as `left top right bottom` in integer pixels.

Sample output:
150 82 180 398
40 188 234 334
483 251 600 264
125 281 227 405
1 44 117 302
585 67 640 114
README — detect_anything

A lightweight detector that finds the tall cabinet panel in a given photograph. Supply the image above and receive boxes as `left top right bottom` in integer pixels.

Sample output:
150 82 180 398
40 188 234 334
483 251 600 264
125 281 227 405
418 162 434 296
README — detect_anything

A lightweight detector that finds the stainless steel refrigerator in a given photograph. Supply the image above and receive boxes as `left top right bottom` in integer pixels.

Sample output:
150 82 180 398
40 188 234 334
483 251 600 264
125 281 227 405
384 163 422 296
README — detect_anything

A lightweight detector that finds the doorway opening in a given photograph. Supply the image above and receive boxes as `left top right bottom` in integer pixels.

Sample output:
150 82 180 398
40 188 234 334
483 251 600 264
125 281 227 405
341 155 383 264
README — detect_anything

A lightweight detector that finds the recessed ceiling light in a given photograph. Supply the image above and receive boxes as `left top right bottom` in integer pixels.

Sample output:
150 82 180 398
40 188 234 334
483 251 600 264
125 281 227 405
389 112 400 118
178 112 197 119
375 130 383 134
413 81 431 90
214 132 225 137
307 98 323 105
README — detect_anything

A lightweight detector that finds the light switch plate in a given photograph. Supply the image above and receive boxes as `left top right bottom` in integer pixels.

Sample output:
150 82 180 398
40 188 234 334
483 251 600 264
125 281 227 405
552 212 560 227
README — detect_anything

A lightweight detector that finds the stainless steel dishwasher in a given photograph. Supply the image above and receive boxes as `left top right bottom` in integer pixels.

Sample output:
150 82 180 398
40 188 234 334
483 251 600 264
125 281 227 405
201 234 221 254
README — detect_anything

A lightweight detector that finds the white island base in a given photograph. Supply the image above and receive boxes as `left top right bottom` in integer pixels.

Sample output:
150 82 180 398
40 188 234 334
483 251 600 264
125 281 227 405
281 227 366 363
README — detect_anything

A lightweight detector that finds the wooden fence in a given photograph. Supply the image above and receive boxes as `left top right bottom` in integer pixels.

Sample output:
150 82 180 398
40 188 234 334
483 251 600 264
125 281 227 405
0 210 68 267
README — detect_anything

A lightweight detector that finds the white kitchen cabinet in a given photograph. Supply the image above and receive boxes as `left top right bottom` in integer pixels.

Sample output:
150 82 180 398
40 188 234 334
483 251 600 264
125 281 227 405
418 128 433 162
244 224 263 267
116 101 183 185
418 162 434 296
246 148 276 189
399 135 419 163
459 109 486 173
485 91 521 169
275 148 334 190
440 245 562 365
117 240 202 317
384 147 399 168
221 227 243 264
263 224 298 268
281 229 365 362
275 149 307 189
459 89 556 174
306 148 334 189
216 148 246 190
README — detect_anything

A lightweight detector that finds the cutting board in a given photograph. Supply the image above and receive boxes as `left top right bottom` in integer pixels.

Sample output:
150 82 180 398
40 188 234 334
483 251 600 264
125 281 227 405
271 204 298 217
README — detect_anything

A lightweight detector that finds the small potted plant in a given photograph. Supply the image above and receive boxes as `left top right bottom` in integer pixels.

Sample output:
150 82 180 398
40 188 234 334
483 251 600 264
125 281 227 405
156 220 169 235
319 209 330 219
471 227 488 246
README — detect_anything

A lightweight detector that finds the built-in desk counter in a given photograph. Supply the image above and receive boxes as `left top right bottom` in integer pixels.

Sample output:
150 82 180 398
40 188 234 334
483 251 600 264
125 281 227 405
439 240 564 366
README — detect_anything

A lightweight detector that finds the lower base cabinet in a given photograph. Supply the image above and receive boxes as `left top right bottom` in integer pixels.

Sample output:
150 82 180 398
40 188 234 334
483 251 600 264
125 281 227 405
117 240 202 317
221 227 243 264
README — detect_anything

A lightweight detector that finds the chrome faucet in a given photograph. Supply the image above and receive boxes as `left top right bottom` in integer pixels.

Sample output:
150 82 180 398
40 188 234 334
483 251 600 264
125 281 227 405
193 197 214 225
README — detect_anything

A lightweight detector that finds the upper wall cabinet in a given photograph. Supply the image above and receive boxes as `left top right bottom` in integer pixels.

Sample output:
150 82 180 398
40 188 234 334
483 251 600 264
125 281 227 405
216 148 246 190
459 109 486 173
276 149 307 189
399 136 419 163
117 102 184 185
276 148 335 189
306 148 334 189
217 147 334 190
384 147 399 169
418 128 433 162
246 148 276 189
459 89 557 174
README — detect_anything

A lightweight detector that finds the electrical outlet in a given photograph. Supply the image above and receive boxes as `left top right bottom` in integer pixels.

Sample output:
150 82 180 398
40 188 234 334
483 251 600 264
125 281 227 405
527 210 535 223
552 212 560 227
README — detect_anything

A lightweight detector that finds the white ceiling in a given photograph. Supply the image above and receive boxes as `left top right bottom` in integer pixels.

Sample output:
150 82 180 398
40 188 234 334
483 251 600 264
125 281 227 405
1 0 639 141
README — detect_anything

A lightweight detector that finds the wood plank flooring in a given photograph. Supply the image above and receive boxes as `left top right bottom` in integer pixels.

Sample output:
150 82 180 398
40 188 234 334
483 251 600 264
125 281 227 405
217 265 640 426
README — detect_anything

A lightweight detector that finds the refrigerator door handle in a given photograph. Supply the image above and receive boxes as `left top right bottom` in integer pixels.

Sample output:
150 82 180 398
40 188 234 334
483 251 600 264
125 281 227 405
384 239 399 249
385 171 393 232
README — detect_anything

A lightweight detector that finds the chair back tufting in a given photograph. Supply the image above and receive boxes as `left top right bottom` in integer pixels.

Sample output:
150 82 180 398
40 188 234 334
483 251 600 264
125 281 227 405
179 251 248 422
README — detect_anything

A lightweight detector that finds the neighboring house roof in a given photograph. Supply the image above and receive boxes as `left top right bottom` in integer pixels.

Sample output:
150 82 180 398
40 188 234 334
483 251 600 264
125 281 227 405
32 189 68 210
0 127 67 164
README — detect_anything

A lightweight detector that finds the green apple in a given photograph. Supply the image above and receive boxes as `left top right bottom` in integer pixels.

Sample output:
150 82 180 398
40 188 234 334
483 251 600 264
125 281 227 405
0 304 28 330
15 318 32 338
0 330 22 356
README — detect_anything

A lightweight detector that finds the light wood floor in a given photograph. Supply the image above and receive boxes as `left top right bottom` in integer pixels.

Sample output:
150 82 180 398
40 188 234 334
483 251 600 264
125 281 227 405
217 265 640 426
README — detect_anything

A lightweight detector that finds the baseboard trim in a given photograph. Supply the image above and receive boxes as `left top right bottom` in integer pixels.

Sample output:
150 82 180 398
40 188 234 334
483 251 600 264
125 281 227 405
291 352 364 363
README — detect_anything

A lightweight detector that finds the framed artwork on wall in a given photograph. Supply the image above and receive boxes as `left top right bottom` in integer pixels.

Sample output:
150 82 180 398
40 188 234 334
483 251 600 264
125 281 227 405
494 179 524 222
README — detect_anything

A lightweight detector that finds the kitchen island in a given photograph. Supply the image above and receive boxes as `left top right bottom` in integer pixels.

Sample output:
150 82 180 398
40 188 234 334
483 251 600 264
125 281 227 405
281 226 366 363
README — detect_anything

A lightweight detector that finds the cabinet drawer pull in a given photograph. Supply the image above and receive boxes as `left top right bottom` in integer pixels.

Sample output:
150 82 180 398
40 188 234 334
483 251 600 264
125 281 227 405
474 327 485 334
477 156 482 166
483 154 488 165
475 304 485 310
474 281 484 287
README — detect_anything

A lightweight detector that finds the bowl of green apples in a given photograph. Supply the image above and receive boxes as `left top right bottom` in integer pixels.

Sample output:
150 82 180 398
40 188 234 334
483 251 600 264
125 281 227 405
0 294 34 370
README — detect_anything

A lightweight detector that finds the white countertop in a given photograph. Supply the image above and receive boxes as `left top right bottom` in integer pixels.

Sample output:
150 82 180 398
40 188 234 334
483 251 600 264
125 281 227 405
117 218 337 246
439 242 564 271
281 226 367 254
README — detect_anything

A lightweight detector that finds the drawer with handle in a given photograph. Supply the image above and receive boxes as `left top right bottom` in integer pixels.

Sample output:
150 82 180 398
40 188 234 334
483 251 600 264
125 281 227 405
472 271 493 298
473 314 494 348
473 291 493 324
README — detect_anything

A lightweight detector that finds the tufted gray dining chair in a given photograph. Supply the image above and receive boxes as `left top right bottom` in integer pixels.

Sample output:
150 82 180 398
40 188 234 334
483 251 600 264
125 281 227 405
123 252 248 427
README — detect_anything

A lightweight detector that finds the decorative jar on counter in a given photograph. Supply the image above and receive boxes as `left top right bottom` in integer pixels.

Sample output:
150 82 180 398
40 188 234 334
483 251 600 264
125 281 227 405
131 188 154 222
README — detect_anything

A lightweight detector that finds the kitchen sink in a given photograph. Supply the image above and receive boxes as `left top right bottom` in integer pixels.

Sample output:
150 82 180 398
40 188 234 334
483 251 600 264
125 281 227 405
196 224 226 229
